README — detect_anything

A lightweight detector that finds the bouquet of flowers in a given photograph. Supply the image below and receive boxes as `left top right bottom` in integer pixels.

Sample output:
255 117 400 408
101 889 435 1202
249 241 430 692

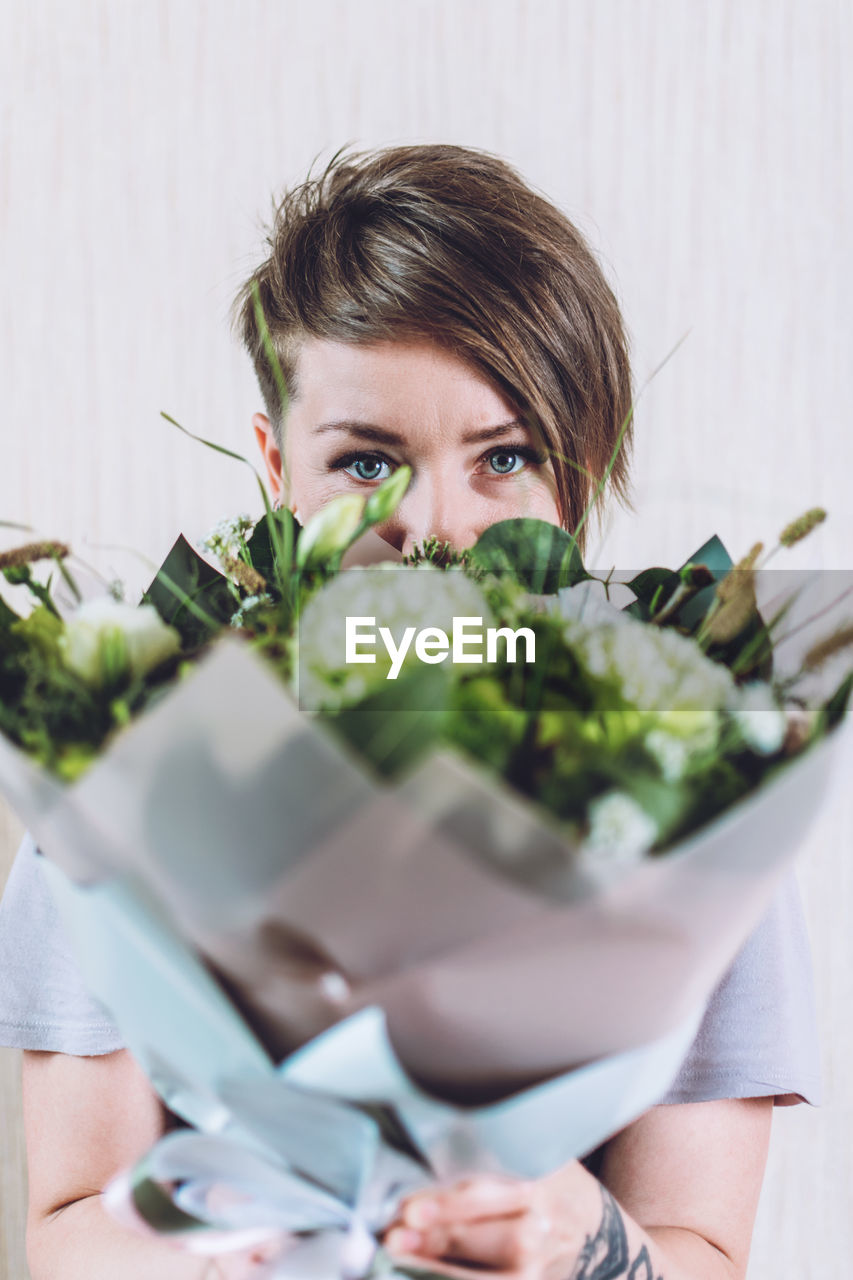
0 471 850 1273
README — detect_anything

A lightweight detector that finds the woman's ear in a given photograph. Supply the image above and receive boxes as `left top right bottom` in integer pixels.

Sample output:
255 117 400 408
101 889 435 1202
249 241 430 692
253 412 284 505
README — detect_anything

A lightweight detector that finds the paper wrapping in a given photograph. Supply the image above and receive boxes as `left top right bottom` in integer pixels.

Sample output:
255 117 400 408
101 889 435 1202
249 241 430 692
2 635 846 1096
3 630 847 1270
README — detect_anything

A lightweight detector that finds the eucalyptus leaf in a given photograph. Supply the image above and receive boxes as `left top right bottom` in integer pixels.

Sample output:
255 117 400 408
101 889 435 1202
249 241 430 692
471 518 588 594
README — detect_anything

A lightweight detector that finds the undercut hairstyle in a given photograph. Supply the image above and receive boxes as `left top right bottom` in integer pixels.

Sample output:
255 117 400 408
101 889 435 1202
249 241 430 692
233 143 635 549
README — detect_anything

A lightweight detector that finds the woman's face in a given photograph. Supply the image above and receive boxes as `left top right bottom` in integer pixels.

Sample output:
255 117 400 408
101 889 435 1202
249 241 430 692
253 337 562 556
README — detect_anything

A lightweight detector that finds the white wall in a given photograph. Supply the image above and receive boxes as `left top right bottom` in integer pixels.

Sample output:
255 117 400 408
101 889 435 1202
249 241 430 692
1 2 850 1276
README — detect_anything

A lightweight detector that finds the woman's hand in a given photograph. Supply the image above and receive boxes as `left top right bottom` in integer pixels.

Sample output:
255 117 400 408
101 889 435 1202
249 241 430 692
381 1162 606 1279
380 1099 772 1280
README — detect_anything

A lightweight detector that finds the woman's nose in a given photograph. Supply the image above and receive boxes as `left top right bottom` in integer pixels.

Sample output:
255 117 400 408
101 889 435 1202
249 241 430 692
377 474 477 555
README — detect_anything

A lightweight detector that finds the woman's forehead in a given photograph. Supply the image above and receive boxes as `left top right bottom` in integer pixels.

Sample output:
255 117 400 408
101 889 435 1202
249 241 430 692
290 336 521 433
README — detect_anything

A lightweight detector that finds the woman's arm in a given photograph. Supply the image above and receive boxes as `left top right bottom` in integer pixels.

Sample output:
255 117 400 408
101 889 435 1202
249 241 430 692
22 1049 274 1279
382 1097 774 1280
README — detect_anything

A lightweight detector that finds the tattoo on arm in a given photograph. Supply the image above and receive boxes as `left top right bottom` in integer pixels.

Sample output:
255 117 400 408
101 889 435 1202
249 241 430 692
568 1187 663 1280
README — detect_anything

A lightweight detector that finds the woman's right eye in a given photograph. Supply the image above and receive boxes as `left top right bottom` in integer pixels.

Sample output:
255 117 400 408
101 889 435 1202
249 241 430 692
340 455 392 482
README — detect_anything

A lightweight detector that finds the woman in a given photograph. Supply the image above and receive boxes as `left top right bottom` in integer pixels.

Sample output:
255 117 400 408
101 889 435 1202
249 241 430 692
1 144 819 1279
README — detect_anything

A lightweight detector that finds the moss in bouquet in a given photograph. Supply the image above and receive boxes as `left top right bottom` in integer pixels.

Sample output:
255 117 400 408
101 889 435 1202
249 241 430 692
402 536 473 570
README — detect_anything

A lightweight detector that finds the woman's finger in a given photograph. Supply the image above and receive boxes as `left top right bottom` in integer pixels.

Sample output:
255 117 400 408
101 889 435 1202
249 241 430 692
388 1207 550 1271
380 1253 510 1280
400 1175 533 1228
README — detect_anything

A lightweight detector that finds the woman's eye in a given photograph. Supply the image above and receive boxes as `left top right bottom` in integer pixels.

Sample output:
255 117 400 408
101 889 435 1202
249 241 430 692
487 450 525 475
343 455 391 482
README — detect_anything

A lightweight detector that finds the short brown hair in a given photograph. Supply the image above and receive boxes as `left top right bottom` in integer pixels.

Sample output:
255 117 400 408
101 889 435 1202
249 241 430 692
233 143 634 549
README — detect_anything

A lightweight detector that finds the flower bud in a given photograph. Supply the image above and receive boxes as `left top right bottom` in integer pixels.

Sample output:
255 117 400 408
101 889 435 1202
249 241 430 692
363 466 412 527
0 541 70 569
779 508 826 548
221 555 267 595
296 495 366 568
804 623 853 670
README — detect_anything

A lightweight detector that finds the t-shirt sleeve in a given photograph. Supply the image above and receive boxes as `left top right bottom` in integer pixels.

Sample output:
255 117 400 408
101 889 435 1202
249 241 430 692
0 833 124 1055
658 869 822 1107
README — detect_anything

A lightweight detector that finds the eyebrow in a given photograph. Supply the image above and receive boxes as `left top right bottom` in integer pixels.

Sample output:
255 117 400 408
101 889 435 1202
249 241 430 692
312 419 529 445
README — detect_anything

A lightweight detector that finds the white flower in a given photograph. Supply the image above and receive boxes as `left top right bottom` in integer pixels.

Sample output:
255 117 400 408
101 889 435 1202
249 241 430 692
644 728 691 781
229 593 274 629
561 609 736 758
200 514 254 560
582 790 658 872
63 598 181 686
731 682 787 755
295 563 493 711
552 578 624 627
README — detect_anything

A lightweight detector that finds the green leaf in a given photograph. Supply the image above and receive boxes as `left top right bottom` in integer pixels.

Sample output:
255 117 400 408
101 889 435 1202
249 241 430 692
617 771 691 843
623 536 737 630
623 568 679 620
823 669 853 730
12 604 64 658
325 665 450 778
0 593 20 630
244 508 299 583
672 535 734 631
143 535 234 648
470 519 588 594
